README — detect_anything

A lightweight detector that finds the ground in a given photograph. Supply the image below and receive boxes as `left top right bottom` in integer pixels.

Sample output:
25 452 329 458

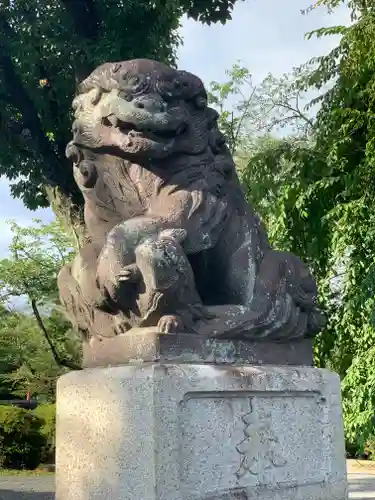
348 474 375 499
0 475 53 500
0 473 373 499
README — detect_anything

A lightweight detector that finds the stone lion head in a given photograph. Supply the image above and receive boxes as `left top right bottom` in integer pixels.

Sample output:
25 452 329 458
68 59 223 161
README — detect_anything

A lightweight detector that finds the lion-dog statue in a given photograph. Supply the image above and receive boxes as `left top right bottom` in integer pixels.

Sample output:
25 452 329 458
58 59 325 345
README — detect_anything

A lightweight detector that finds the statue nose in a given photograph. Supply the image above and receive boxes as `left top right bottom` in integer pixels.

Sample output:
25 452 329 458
133 96 166 113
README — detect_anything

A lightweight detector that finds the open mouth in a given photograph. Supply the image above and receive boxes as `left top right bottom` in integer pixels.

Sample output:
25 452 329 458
102 116 187 141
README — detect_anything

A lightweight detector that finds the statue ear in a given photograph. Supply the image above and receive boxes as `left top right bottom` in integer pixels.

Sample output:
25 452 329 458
159 228 187 243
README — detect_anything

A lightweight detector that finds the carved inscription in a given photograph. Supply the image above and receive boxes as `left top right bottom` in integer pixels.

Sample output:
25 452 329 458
179 391 327 495
235 398 287 478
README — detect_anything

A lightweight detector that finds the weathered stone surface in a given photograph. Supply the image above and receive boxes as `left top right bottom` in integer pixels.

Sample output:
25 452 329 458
56 364 348 500
83 329 313 368
58 58 326 351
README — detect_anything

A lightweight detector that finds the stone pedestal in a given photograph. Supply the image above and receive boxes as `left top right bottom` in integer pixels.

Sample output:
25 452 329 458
56 353 348 500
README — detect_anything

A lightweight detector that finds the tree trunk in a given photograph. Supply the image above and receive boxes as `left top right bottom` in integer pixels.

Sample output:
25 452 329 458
31 299 82 371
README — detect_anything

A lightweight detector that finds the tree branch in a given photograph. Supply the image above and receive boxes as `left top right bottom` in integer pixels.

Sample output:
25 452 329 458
233 85 257 151
275 98 315 129
266 91 314 130
31 298 82 371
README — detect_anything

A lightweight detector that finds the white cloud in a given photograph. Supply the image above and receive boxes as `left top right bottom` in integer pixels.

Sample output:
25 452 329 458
177 0 351 85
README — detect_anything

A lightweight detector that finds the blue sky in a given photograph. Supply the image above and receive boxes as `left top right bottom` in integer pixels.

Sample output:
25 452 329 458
0 0 351 256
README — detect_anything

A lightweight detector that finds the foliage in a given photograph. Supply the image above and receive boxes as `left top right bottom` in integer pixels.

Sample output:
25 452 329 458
0 219 81 402
0 0 240 228
364 434 375 460
300 1 375 443
33 404 56 463
341 347 375 453
0 218 81 377
209 5 375 449
208 64 314 154
0 305 81 401
0 228 61 463
0 405 46 469
0 218 75 304
302 0 373 18
3 0 375 461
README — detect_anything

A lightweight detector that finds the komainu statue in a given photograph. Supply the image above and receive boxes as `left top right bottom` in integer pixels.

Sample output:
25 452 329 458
58 59 325 345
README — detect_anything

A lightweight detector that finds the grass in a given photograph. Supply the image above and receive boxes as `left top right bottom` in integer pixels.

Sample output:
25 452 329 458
0 468 54 476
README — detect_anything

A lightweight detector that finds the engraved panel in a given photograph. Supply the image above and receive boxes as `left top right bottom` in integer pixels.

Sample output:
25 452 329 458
178 391 329 500
235 398 287 478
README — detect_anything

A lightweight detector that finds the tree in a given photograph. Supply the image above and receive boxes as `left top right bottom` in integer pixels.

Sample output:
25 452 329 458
0 304 80 401
301 0 371 17
208 63 314 155
210 0 375 450
296 0 375 447
0 0 241 237
0 218 81 371
0 218 75 303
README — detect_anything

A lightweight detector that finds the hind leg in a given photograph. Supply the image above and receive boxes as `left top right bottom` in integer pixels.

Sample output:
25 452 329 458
215 238 259 306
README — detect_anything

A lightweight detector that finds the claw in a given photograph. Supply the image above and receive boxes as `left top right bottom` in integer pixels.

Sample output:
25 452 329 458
117 269 133 282
157 314 183 334
116 264 141 283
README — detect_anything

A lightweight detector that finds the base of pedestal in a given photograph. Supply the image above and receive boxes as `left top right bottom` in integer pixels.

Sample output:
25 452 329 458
82 329 313 368
56 364 348 500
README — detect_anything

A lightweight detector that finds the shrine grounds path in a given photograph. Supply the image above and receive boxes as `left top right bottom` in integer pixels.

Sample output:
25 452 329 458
0 473 373 499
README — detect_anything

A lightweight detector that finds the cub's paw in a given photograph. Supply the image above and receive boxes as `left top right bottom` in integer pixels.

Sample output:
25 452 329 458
116 264 141 283
157 314 184 334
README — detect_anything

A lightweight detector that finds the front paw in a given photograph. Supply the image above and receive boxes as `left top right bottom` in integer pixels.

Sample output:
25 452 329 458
157 315 183 334
116 264 141 283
